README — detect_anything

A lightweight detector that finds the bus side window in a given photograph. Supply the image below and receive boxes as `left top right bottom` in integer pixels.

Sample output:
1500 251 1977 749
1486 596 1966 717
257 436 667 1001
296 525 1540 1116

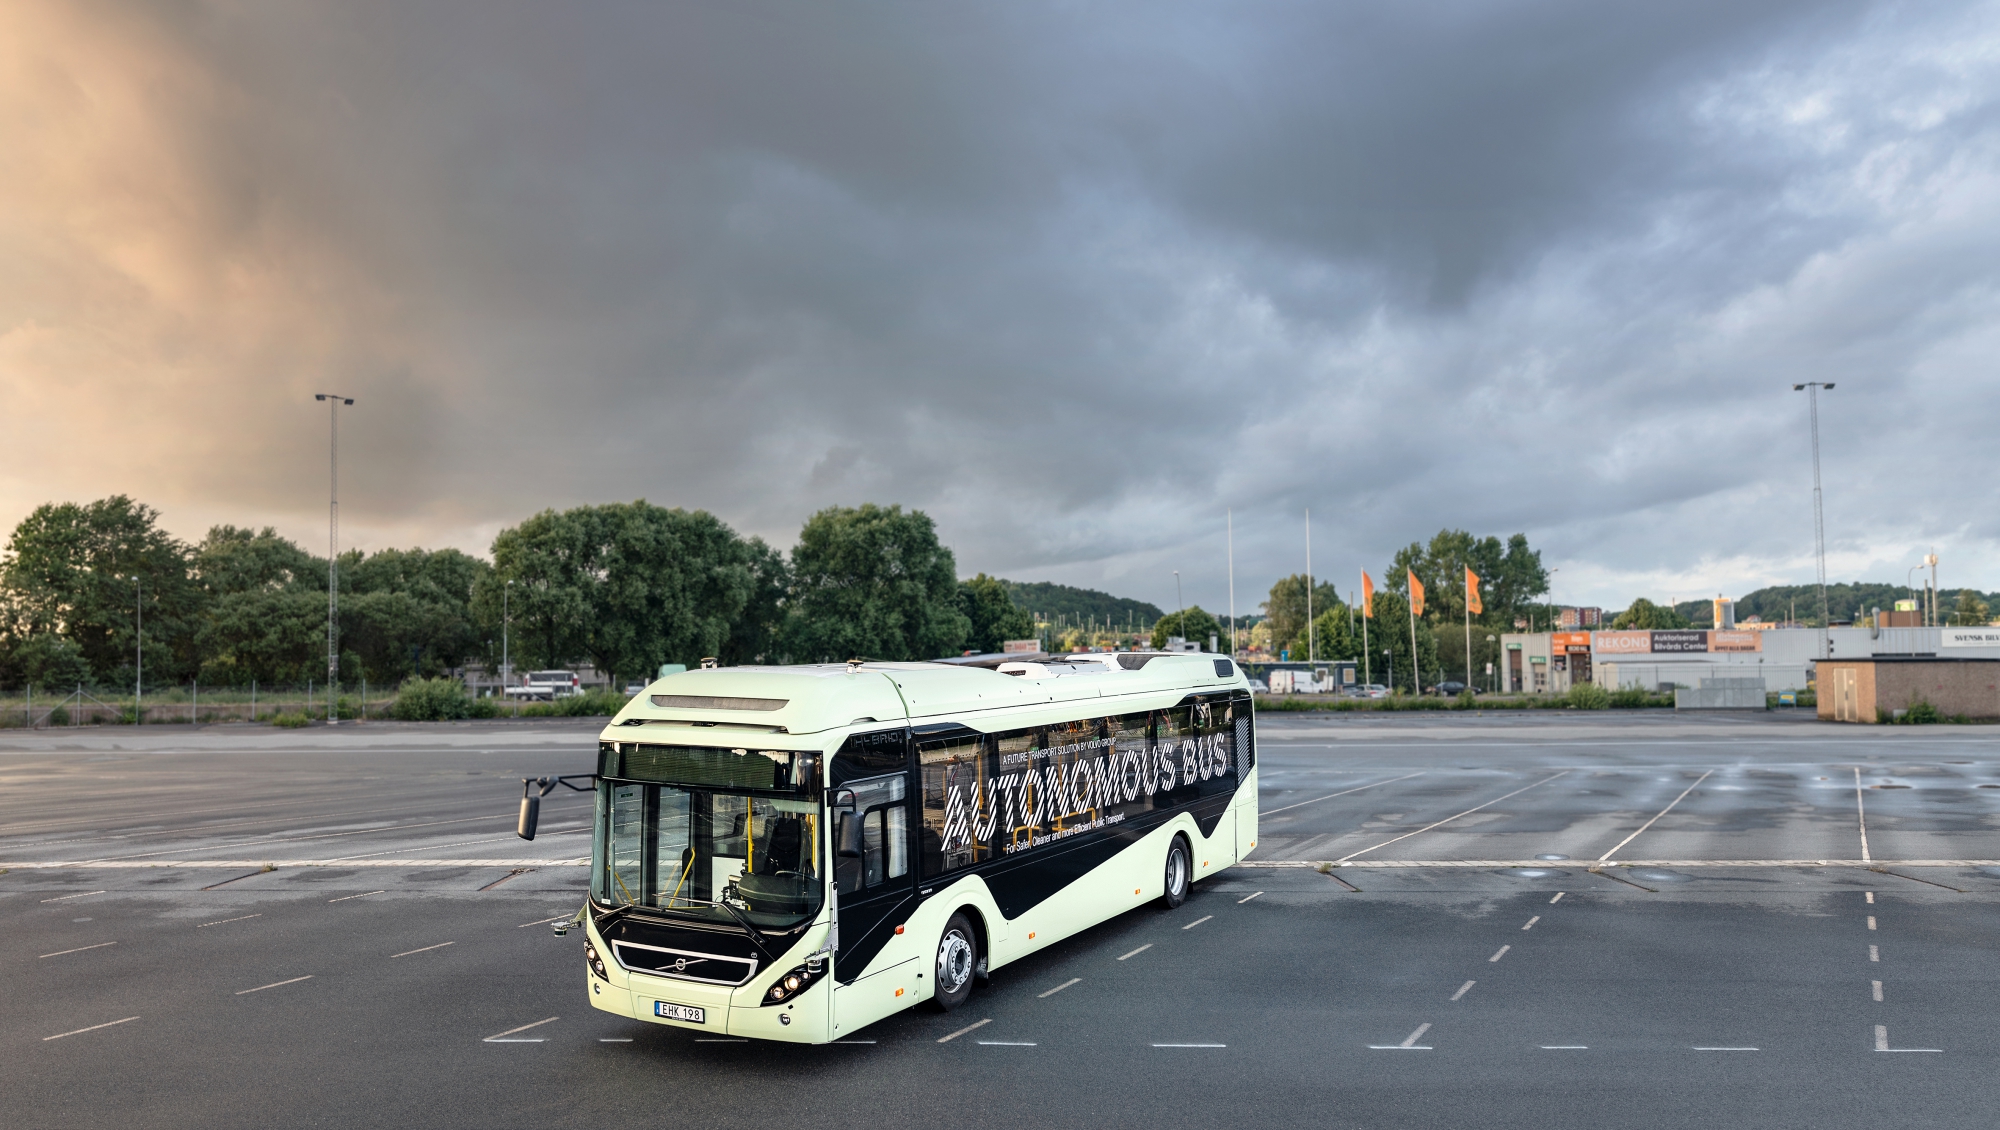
835 811 864 894
858 805 908 888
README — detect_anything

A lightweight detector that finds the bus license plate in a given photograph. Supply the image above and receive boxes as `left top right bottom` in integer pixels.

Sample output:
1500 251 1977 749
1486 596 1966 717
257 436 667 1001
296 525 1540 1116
655 1001 705 1024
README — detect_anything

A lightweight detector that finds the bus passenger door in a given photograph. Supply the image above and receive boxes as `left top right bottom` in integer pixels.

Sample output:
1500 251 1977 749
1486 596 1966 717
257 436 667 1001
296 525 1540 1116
830 764 920 1032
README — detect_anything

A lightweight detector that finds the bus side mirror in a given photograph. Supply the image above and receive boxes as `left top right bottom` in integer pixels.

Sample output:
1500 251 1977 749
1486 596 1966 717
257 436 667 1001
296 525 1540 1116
837 813 864 858
517 794 540 841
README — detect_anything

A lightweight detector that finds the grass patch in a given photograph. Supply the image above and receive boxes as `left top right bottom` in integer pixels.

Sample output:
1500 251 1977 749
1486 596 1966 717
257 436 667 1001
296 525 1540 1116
271 712 310 728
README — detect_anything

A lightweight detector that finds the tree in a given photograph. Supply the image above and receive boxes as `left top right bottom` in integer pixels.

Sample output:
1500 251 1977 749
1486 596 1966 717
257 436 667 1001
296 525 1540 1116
1149 605 1223 651
1262 574 1340 657
721 538 789 666
1611 598 1690 630
960 573 1033 654
1296 604 1358 664
784 504 970 662
1355 592 1437 693
0 496 200 686
1955 589 1991 627
1387 529 1546 629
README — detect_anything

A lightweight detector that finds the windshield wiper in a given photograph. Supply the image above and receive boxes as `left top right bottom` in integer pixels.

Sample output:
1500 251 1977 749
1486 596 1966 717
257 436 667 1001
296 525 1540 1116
715 893 777 962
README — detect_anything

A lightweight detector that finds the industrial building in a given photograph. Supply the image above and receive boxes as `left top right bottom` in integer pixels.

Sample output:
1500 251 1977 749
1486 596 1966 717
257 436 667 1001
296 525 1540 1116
1498 625 2000 695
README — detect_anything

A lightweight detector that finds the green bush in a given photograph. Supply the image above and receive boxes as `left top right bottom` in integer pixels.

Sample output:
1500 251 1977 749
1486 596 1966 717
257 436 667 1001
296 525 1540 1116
1904 700 1940 725
515 688 631 717
389 676 479 721
271 712 310 728
46 705 69 726
1566 682 1612 710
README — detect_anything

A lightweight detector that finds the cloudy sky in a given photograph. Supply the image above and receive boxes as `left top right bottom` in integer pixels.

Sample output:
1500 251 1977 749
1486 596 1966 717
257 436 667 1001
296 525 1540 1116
4 0 1998 614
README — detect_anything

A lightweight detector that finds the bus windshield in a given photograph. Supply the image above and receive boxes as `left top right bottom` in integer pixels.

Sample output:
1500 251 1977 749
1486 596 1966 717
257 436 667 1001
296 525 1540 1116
595 780 823 930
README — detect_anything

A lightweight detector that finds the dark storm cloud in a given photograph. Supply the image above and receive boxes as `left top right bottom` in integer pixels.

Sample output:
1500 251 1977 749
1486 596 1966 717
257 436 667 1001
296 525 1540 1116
3 0 1998 610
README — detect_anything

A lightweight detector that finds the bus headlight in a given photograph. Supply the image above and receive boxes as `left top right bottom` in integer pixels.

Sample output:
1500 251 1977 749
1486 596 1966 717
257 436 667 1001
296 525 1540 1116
584 940 609 981
761 957 827 1006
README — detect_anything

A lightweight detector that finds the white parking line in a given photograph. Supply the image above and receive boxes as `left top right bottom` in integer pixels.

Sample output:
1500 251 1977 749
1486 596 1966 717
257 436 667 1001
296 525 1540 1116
1489 945 1510 962
1337 772 1570 863
1261 771 1428 816
391 942 455 958
39 891 106 903
1549 892 1565 904
1117 944 1152 961
1872 980 1884 1001
484 1016 559 1042
40 941 116 958
1183 916 1212 930
1598 769 1713 861
1692 1046 1759 1051
1039 978 1081 998
937 1018 991 1043
196 914 262 928
1237 892 1263 904
43 1016 139 1041
1370 1023 1432 1050
328 891 385 903
1450 980 1475 1001
1875 1025 1941 1053
979 1041 1037 1046
1522 916 1540 930
1854 768 1872 862
236 975 313 995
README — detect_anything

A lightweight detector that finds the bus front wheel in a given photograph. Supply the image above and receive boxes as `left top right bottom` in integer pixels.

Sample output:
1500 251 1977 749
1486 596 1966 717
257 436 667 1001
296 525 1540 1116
1161 836 1191 909
932 912 978 1012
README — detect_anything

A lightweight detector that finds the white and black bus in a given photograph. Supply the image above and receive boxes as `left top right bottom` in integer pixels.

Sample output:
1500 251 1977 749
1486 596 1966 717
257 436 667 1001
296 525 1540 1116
520 652 1257 1042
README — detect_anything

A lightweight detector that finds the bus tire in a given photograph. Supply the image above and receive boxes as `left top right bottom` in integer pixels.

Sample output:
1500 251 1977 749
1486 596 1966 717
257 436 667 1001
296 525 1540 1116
1161 835 1191 909
931 912 978 1012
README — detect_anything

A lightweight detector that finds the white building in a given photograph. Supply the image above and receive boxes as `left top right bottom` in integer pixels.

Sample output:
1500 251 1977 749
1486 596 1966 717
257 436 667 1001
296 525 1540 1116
1498 626 2000 694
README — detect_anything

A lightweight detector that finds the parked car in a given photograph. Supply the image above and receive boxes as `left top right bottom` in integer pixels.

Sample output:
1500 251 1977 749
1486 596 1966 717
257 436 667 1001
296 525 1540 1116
1437 681 1469 696
1248 678 1270 694
1350 684 1388 699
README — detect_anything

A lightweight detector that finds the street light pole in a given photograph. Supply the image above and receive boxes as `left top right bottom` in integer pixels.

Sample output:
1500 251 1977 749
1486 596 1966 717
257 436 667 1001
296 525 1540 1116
503 579 513 692
315 393 354 723
1173 571 1185 647
1793 382 1836 659
127 575 142 724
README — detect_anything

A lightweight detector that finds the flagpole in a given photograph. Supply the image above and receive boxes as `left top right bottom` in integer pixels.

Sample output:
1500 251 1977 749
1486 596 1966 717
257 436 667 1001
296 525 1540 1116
1409 592 1419 694
1305 508 1314 665
1227 509 1236 659
1360 570 1370 688
1464 570 1472 692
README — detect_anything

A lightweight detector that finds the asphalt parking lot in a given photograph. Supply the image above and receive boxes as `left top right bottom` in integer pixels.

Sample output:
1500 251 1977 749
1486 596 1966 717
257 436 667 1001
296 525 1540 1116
5 711 2000 1129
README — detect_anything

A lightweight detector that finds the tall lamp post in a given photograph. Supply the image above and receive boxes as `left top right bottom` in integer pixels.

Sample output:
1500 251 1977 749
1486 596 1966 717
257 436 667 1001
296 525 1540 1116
1793 382 1835 660
121 575 142 724
315 393 354 723
502 579 513 691
1173 571 1185 647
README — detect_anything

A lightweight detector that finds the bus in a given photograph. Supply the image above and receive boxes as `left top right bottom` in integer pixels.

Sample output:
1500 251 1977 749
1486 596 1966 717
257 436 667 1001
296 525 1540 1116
519 652 1257 1043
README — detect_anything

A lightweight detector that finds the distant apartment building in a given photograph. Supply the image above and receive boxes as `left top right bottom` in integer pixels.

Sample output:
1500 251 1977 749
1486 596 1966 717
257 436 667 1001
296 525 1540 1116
1556 606 1603 629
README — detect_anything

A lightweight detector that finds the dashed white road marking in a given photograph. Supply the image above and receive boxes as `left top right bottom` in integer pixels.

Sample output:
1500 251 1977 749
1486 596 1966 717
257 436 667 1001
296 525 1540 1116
1450 980 1475 1001
1183 916 1212 930
1522 916 1540 930
937 1018 991 1043
1117 944 1152 961
1854 768 1872 862
1692 1046 1759 1051
484 1016 559 1042
39 891 106 903
1489 945 1510 962
1039 978 1081 998
1370 1023 1432 1050
979 1041 1037 1046
1869 945 1880 962
327 891 385 903
1865 891 1875 904
1867 916 1877 931
1237 892 1263 904
236 975 313 995
391 941 455 958
43 1016 139 1041
1875 1025 1941 1053
196 914 262 928
1872 980 1884 1001
599 1038 632 1043
1549 892 1565 904
1541 1045 1588 1049
1154 1043 1227 1048
40 941 116 958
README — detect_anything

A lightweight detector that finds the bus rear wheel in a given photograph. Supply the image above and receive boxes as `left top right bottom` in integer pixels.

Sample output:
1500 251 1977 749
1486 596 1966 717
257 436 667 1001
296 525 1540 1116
1161 836 1191 909
932 912 978 1012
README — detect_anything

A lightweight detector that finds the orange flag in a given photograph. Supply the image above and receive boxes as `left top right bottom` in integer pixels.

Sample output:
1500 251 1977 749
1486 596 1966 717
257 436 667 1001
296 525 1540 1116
1408 570 1425 617
1361 571 1375 618
1465 567 1483 616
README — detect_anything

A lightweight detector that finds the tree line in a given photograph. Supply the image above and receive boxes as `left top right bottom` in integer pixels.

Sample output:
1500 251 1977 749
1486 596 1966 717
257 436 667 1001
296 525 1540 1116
0 497 1034 691
1257 529 1551 691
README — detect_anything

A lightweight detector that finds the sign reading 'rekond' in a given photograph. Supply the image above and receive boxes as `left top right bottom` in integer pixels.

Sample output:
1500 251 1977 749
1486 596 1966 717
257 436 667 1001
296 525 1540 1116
1593 630 1652 654
1942 627 2000 648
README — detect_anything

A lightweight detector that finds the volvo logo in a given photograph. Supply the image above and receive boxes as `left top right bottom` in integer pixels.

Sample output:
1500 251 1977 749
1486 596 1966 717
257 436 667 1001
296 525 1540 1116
673 958 689 972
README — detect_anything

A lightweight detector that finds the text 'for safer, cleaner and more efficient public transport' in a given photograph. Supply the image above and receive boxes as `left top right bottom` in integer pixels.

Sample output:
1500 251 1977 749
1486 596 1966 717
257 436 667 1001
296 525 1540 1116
515 652 1258 1042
